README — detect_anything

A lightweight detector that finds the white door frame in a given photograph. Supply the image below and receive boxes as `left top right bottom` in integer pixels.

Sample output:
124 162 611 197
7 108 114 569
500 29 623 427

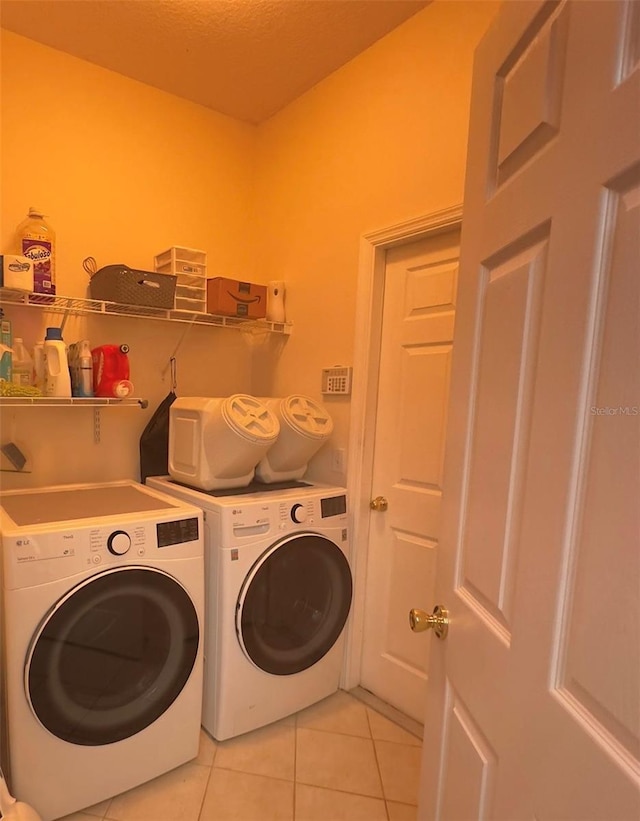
343 204 463 691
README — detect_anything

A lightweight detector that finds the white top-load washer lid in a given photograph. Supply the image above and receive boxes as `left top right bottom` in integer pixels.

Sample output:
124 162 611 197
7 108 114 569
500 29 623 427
221 394 279 443
280 395 334 439
0 481 182 527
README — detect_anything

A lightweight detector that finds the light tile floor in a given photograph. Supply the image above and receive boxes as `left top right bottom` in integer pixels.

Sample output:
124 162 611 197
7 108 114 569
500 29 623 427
59 689 423 821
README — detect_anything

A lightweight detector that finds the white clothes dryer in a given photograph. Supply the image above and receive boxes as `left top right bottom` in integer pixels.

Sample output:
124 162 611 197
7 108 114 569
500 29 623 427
0 481 204 821
146 477 352 741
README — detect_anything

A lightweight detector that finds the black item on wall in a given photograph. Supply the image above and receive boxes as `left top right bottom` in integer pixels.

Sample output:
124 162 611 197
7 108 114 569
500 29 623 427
139 391 176 483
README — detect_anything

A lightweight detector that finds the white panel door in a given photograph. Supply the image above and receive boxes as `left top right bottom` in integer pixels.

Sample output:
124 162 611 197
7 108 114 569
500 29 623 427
420 1 640 818
361 227 459 722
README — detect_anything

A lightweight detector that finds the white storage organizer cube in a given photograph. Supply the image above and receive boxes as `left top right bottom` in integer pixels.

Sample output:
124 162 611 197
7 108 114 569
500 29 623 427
169 395 280 491
254 395 333 483
154 247 207 313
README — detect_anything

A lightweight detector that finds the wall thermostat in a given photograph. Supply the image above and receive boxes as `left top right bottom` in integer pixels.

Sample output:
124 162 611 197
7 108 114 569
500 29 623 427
321 366 352 395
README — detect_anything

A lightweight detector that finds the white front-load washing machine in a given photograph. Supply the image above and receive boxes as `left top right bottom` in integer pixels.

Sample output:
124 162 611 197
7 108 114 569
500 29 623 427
146 477 352 741
0 480 205 821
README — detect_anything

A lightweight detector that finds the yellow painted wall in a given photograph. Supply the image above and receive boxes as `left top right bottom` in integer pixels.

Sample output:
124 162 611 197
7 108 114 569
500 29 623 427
0 29 258 488
253 0 499 483
1 30 257 290
0 1 499 489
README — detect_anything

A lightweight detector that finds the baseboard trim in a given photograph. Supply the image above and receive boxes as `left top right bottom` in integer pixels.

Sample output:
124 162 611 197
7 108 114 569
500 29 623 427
348 686 423 741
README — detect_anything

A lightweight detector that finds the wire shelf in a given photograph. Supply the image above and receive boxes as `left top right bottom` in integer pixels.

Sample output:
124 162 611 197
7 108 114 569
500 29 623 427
0 396 148 408
0 289 292 334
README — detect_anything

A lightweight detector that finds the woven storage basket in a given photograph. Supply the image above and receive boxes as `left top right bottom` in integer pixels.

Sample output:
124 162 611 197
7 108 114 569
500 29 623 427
90 265 176 309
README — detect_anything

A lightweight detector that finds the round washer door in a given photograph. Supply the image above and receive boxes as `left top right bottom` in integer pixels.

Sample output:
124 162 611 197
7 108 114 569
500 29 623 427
236 533 352 675
26 566 200 746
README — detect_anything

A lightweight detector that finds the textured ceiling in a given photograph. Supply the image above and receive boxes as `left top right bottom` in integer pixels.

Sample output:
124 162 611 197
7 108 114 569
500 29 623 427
1 0 429 123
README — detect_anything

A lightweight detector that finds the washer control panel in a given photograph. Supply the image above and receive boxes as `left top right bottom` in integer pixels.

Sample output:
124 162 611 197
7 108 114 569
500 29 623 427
90 524 147 564
229 492 348 538
3 512 202 589
279 497 316 530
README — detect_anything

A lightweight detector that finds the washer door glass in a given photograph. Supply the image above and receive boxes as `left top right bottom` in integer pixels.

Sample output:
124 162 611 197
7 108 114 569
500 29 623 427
237 534 352 675
27 567 199 746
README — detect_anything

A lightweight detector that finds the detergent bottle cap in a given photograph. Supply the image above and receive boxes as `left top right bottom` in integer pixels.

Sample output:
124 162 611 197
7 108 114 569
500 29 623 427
45 327 63 341
114 380 134 398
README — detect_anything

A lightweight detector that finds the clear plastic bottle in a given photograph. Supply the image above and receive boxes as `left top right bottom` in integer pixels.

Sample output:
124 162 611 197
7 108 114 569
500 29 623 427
16 207 56 295
43 327 71 397
11 338 33 386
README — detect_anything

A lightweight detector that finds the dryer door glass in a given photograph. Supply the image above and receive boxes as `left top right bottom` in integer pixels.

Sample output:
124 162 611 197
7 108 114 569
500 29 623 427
26 567 199 746
237 534 352 675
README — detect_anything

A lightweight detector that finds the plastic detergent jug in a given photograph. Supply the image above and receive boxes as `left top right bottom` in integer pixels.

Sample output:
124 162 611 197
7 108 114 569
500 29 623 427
11 338 33 387
16 207 56 296
32 342 45 392
43 327 71 397
91 344 133 398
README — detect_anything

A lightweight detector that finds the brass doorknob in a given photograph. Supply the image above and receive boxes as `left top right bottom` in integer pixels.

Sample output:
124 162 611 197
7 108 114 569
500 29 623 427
370 496 388 511
409 605 449 640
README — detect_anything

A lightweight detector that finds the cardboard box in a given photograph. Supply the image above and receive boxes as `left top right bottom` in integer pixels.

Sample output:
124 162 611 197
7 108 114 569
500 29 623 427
0 255 34 292
207 278 267 319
